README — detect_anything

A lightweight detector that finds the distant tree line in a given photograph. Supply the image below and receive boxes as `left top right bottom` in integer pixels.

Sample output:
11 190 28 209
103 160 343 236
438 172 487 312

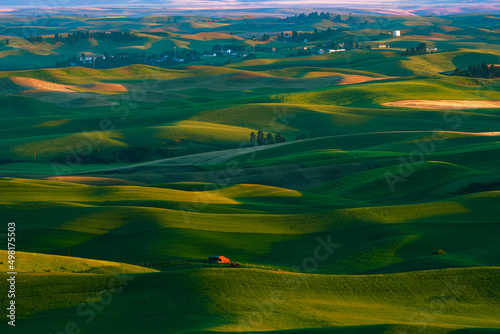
277 27 348 43
27 35 44 43
260 34 271 41
452 63 500 79
401 43 427 56
155 17 178 23
60 31 143 45
55 49 201 69
282 12 368 25
249 131 316 145
250 131 287 146
27 31 143 45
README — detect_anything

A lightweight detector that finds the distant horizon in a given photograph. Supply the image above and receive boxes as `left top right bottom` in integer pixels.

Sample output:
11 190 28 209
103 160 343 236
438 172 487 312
0 0 499 17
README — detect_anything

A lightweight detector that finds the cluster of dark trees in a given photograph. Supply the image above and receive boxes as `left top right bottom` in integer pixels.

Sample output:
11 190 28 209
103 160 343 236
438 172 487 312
28 31 142 45
282 12 367 25
155 17 178 23
260 34 271 41
250 131 286 146
55 49 201 69
27 35 44 43
283 12 335 23
401 43 427 56
59 31 143 45
453 63 500 79
277 27 348 43
286 48 313 58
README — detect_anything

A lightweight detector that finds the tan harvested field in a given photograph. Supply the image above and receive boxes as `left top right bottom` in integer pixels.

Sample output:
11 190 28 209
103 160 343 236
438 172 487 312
383 99 500 109
0 77 75 95
337 75 394 85
77 82 129 92
0 77 128 105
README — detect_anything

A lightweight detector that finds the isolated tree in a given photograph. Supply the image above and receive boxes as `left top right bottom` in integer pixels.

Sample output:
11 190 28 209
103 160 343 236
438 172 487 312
250 132 256 146
5 38 9 45
275 133 284 143
257 130 265 145
296 135 302 140
314 28 318 34
310 133 315 138
301 134 307 140
266 133 275 144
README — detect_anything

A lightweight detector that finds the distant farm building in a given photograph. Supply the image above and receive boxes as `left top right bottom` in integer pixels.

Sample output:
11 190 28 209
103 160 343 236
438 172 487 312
208 255 230 264
328 49 345 53
393 30 401 37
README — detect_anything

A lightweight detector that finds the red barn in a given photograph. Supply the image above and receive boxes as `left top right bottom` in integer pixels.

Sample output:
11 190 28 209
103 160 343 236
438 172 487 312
208 255 230 264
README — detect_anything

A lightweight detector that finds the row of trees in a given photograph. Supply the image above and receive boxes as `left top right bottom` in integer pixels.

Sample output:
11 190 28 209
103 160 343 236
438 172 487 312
259 34 271 42
277 27 347 43
282 12 367 25
27 31 142 45
453 63 500 78
283 12 336 23
59 31 143 45
250 131 286 146
249 132 316 145
27 35 44 43
401 43 427 56
55 49 202 69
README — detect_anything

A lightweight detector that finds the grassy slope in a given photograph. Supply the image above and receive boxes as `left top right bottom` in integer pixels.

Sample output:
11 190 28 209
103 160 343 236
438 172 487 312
1 176 499 275
1 23 500 333
1 268 499 333
0 250 158 274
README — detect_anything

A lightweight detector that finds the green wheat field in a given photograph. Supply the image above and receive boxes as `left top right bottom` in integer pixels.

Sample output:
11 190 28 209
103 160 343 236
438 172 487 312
0 9 499 334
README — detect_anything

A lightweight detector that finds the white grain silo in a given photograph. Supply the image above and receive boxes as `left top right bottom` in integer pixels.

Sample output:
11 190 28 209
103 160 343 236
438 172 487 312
393 30 401 37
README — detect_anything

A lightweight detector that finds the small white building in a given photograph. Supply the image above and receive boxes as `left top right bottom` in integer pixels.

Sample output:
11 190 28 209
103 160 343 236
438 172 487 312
393 30 401 37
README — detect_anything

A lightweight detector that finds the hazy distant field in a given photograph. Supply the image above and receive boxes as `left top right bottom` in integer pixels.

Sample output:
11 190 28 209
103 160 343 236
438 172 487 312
0 10 499 334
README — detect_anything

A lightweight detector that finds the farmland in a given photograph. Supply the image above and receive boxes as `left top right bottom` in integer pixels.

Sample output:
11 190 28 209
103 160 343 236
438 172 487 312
0 10 500 334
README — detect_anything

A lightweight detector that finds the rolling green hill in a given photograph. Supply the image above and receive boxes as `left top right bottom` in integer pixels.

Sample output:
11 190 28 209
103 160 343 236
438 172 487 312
1 12 500 334
1 268 499 333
